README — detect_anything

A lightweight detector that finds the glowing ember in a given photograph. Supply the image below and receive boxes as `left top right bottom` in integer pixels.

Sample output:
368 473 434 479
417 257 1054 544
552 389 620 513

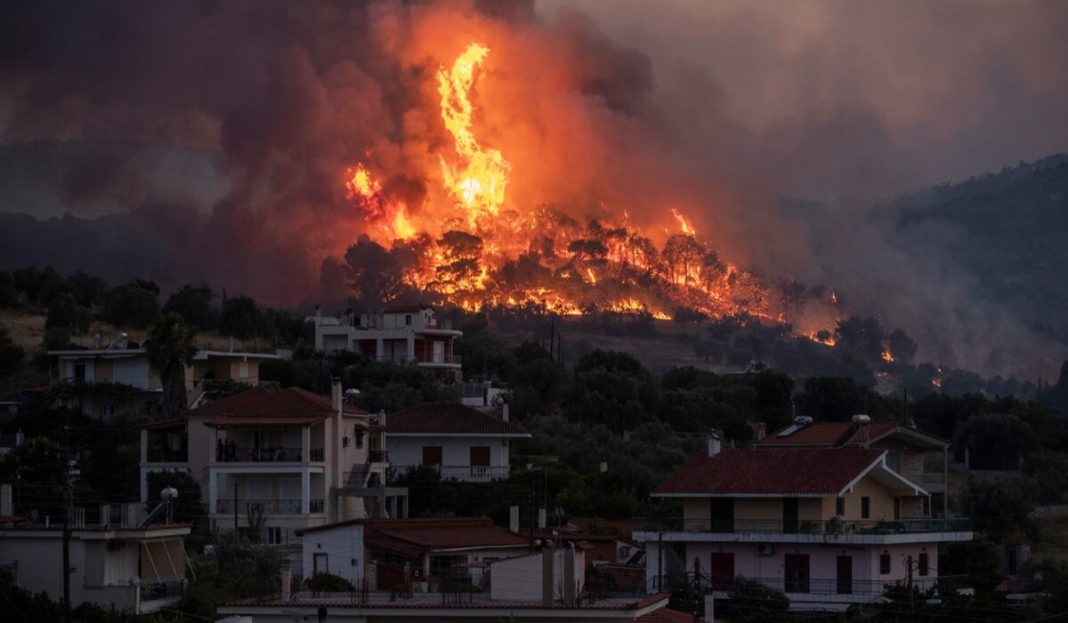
881 348 895 363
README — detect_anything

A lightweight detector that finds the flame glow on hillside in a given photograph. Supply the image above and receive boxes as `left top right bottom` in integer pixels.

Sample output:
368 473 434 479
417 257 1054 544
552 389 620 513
344 43 839 336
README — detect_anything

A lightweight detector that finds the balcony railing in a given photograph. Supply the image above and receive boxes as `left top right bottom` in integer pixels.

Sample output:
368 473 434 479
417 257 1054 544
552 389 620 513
217 447 303 463
657 573 961 597
146 448 188 463
310 447 325 462
368 449 389 463
374 355 462 365
310 499 325 513
636 517 971 535
140 579 185 602
216 499 302 514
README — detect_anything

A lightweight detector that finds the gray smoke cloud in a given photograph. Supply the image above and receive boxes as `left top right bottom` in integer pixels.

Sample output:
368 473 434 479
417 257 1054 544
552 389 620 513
0 0 1065 377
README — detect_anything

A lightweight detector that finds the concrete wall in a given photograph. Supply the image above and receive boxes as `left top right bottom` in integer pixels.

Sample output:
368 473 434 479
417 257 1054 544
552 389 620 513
388 436 507 472
490 549 585 601
301 524 365 585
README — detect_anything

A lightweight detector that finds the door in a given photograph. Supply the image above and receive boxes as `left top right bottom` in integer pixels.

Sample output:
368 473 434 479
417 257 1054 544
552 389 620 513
836 556 853 594
784 554 810 593
313 553 328 575
470 446 491 479
709 498 734 532
783 498 799 534
433 340 445 363
709 552 735 587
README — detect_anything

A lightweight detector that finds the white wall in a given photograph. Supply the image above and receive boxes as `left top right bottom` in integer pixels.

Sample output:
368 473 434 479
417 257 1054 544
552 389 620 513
490 549 585 601
301 525 365 585
388 436 507 469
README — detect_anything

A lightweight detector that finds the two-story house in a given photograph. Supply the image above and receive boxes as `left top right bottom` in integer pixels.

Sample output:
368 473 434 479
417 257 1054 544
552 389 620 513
634 434 972 611
139 383 408 564
314 305 462 379
48 336 282 418
758 416 951 516
385 403 530 482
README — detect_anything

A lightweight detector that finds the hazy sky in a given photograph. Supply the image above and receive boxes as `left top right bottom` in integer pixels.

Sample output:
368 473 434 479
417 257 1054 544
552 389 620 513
540 0 1068 196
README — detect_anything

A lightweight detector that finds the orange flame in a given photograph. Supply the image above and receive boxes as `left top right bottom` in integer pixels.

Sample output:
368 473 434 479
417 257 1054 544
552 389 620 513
881 348 895 363
437 43 510 224
671 208 696 236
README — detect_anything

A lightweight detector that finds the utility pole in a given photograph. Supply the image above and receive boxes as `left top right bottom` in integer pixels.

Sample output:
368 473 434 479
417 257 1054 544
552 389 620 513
234 482 239 531
62 415 72 623
528 485 535 553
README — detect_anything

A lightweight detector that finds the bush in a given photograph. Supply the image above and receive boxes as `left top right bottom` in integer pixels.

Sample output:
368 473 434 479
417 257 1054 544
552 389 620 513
45 292 92 333
304 572 355 592
104 280 161 328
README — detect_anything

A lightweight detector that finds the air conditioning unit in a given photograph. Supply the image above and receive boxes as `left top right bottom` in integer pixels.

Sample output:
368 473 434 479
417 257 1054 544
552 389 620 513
757 543 775 557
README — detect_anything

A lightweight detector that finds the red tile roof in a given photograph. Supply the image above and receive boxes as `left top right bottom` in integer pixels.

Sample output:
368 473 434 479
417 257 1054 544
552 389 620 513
637 607 697 623
387 403 529 436
298 517 528 558
186 387 367 424
758 421 946 448
652 448 884 497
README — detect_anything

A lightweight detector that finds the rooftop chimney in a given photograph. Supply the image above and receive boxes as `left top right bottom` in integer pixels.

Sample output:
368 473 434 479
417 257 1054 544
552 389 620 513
707 431 722 457
331 378 343 414
280 560 292 602
852 414 871 448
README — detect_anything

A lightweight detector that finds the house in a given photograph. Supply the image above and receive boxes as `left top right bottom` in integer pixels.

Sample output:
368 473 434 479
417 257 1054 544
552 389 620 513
634 434 972 611
296 517 531 589
314 305 462 379
139 383 408 566
0 499 190 615
758 416 951 516
385 403 530 482
47 336 283 418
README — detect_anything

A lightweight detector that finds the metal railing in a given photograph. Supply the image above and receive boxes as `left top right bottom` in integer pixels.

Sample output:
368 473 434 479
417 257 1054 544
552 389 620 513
146 448 188 463
368 449 389 463
217 447 303 462
374 355 462 365
310 499 325 513
655 573 963 597
140 580 185 602
393 464 510 481
216 499 302 514
636 517 971 535
310 447 325 462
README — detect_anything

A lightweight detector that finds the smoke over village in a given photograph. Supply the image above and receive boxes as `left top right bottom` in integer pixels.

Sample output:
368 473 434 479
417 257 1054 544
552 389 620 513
2 2 1068 621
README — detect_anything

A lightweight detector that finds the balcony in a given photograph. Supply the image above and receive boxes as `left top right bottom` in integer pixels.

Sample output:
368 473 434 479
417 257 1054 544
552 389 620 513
140 579 185 602
217 447 304 463
392 464 510 482
368 449 389 463
685 574 961 598
634 517 972 545
310 447 325 462
216 499 302 514
374 355 462 366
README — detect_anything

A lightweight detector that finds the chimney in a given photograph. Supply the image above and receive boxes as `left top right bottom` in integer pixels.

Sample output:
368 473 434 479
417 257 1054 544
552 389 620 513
852 414 872 449
378 409 387 427
280 560 292 602
501 403 509 422
509 505 520 533
1 484 12 516
707 431 722 457
542 543 554 606
753 422 766 441
331 378 343 414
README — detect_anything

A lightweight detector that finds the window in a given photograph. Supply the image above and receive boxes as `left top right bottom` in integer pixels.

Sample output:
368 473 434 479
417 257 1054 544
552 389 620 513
422 446 443 466
239 361 249 378
836 497 845 517
354 429 365 448
74 362 86 381
880 552 891 574
405 314 412 326
313 553 328 575
267 527 283 545
861 496 871 519
918 552 929 577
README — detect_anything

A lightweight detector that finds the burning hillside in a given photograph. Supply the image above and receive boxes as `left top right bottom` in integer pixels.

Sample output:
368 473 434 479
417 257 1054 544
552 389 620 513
342 43 838 339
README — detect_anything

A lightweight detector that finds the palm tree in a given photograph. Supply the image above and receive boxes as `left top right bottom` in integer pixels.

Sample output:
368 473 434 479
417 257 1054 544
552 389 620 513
145 312 198 419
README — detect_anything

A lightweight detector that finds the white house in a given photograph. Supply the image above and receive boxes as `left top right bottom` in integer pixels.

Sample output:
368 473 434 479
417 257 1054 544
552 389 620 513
0 510 190 614
139 382 408 570
314 305 463 379
385 403 530 482
633 435 973 611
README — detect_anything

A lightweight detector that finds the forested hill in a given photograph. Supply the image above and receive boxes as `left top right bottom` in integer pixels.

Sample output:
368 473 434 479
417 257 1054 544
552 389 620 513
892 154 1068 349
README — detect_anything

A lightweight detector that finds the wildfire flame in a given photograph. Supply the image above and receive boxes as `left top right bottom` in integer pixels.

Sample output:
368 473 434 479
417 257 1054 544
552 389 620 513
437 43 510 225
340 41 840 343
671 208 696 236
881 348 895 363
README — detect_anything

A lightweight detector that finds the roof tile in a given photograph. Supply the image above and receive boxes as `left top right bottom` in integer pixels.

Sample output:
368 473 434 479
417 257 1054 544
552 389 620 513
387 403 529 436
653 448 884 496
